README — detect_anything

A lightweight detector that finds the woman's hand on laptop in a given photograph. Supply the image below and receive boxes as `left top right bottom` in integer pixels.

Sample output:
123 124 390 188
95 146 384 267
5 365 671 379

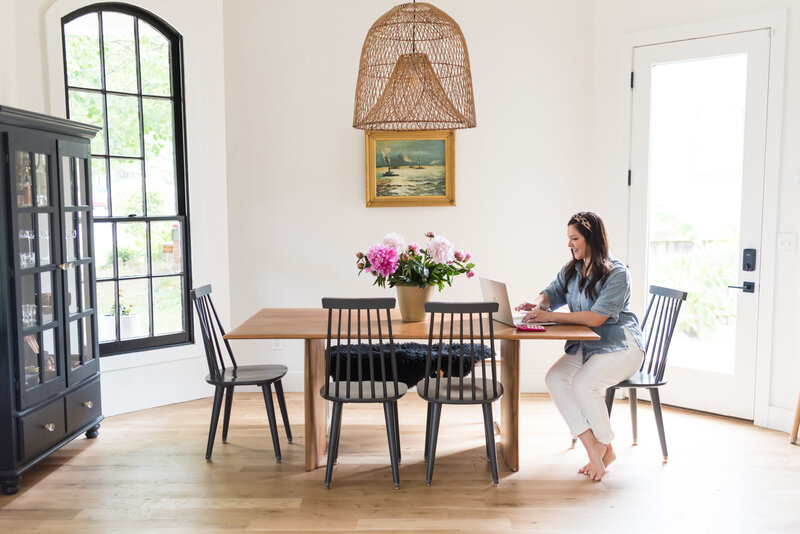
515 302 540 312
522 309 552 324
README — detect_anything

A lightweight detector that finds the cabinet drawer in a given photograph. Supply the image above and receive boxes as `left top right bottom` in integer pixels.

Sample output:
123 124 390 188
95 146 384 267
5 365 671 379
65 379 101 434
20 399 66 462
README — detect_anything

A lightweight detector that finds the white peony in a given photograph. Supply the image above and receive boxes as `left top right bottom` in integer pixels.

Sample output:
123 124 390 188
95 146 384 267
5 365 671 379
381 232 406 251
427 236 455 264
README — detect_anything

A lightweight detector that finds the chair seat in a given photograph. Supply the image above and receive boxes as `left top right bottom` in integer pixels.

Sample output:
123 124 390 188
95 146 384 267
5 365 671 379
205 364 288 387
416 377 503 404
321 381 407 402
615 371 666 388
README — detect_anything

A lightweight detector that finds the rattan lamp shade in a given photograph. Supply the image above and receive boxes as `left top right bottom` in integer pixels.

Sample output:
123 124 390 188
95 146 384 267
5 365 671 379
353 2 476 131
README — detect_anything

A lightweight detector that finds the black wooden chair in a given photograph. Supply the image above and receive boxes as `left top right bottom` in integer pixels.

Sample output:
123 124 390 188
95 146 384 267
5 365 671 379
191 285 292 462
418 301 502 485
603 285 687 463
321 297 406 489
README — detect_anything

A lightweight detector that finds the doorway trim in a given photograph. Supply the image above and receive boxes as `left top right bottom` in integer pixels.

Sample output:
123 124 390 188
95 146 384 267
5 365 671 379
617 10 786 428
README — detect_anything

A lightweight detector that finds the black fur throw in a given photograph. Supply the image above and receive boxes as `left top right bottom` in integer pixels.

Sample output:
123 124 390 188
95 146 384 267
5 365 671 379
326 342 494 387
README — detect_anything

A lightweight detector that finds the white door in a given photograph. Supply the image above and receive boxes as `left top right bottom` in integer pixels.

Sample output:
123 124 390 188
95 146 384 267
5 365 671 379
628 30 771 420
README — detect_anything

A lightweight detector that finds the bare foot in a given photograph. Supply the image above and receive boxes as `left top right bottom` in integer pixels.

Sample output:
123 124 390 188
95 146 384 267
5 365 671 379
578 444 615 475
584 440 607 481
603 443 616 469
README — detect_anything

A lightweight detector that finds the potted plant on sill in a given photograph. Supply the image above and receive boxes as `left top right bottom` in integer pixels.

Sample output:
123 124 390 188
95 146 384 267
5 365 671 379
356 231 476 322
102 291 140 339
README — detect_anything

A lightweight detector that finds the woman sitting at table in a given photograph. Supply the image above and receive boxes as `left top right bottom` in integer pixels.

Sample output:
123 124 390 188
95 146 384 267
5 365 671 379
516 211 644 481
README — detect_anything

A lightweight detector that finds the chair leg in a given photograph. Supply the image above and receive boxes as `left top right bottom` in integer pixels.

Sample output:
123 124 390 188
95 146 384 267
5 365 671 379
426 403 443 486
392 401 401 464
221 386 234 443
649 388 668 462
261 384 282 463
629 388 638 445
325 402 344 489
331 402 344 465
424 402 433 460
206 386 225 460
482 403 499 485
383 402 401 489
790 392 800 444
274 380 293 443
605 387 615 415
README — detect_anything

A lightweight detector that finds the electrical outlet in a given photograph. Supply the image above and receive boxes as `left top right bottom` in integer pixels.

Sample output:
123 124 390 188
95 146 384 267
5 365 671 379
777 232 796 253
271 339 284 351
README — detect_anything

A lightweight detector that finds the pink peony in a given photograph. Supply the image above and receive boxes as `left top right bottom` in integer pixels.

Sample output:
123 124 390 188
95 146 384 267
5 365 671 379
467 269 475 278
427 236 455 264
454 250 466 262
425 231 435 238
366 244 399 278
381 232 406 251
408 243 421 254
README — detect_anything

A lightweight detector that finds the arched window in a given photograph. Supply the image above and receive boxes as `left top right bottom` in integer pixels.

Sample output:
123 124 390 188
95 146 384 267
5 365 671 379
62 4 192 355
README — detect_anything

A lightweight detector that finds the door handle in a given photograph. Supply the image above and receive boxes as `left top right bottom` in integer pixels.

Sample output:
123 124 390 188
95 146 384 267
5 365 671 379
728 282 755 293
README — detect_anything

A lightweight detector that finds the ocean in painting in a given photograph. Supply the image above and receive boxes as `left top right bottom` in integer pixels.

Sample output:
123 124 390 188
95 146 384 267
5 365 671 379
375 165 446 197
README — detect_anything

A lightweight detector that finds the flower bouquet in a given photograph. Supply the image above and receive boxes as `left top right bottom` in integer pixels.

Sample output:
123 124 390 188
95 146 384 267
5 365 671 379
356 231 475 291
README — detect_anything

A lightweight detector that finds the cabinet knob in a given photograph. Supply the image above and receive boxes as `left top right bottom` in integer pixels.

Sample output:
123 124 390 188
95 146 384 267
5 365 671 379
43 423 55 432
82 401 94 409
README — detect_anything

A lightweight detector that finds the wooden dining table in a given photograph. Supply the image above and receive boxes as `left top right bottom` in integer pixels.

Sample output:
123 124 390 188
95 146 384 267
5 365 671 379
225 308 599 472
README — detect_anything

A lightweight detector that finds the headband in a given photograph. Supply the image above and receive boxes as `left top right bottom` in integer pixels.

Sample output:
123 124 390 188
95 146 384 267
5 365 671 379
571 213 591 232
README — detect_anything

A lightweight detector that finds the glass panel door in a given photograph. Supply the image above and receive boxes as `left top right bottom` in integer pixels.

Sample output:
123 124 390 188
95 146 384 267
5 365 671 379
10 133 66 409
61 143 99 386
628 30 770 419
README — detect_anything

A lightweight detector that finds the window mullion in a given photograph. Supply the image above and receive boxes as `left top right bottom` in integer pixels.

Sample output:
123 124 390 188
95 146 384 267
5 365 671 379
134 17 147 219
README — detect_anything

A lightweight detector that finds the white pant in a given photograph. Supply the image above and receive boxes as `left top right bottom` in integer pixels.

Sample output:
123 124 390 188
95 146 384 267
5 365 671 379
545 330 644 444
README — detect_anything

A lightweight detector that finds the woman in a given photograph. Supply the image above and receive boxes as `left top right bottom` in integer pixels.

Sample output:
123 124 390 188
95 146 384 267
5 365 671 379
516 212 644 481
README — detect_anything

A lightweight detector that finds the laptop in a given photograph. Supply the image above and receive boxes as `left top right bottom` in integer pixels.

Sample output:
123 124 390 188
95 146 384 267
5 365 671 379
479 277 556 329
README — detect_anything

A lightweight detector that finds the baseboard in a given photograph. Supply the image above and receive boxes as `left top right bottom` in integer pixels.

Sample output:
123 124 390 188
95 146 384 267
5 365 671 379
767 406 795 434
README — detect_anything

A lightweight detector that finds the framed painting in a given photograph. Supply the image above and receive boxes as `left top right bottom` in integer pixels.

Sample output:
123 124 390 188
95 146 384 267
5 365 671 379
364 130 455 207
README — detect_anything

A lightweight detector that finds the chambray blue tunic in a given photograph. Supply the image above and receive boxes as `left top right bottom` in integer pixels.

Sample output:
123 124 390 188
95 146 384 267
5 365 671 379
541 258 644 363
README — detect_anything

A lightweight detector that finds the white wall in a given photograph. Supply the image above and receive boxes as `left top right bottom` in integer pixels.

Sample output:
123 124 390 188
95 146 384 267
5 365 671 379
0 0 19 105
590 0 800 431
222 0 597 391
6 0 233 415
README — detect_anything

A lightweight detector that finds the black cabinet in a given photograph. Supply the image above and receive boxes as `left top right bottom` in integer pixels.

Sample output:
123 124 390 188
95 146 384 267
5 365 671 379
0 106 103 495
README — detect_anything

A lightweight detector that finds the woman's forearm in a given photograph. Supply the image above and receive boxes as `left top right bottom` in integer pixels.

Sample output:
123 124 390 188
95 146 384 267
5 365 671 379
536 293 551 309
537 309 608 328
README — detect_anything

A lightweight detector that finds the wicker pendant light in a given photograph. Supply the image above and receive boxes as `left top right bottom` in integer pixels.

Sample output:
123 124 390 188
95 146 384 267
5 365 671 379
353 1 476 131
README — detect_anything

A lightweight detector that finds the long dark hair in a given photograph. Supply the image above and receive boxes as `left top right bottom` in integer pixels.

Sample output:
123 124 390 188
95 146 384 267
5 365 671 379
563 211 612 300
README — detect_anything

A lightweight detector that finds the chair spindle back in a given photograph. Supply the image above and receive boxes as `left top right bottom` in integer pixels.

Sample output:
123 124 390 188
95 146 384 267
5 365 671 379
639 285 688 382
190 285 238 382
322 297 398 400
421 302 499 402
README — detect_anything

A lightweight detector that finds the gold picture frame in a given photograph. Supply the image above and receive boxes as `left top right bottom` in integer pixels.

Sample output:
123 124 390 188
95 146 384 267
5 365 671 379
364 130 455 207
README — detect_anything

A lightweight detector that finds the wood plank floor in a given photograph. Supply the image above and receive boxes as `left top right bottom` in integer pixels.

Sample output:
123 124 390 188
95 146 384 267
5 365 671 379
1 393 798 533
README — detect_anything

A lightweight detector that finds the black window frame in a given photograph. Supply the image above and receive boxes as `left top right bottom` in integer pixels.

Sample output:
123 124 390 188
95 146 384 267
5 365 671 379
61 2 193 356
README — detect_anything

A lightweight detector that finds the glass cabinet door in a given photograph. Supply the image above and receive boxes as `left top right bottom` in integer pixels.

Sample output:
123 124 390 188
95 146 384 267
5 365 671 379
10 132 66 409
61 141 99 386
